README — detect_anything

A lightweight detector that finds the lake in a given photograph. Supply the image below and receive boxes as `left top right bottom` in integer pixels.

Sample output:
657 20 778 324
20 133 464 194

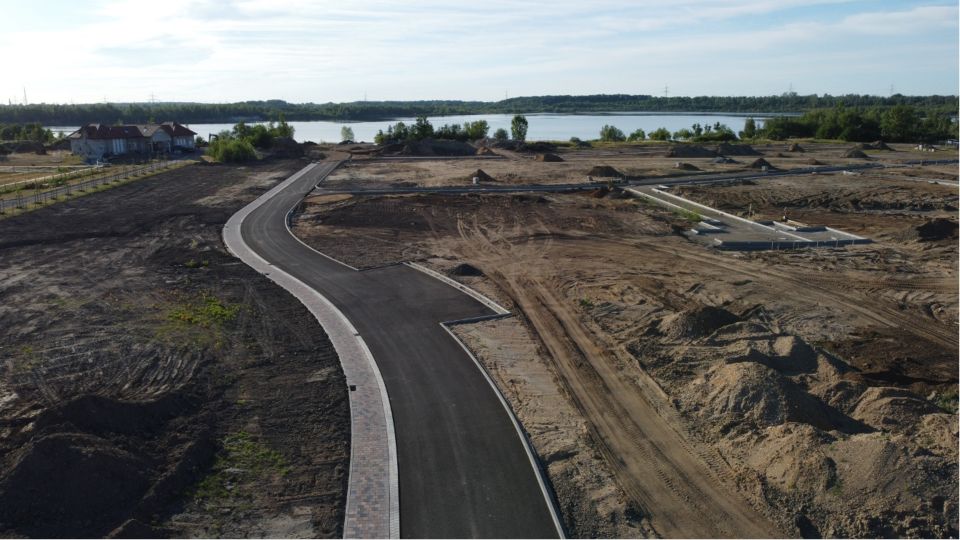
50 112 782 143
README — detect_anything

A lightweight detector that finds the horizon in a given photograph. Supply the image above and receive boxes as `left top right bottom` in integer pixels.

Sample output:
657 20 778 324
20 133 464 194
2 1 958 105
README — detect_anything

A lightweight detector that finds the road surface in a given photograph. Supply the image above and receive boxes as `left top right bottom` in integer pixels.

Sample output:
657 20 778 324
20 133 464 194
238 161 561 539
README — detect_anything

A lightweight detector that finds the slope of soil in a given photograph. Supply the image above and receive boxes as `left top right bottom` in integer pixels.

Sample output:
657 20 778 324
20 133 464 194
0 160 349 537
292 167 958 538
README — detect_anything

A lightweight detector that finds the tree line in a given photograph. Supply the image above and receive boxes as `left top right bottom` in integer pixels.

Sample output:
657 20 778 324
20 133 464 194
372 115 527 144
0 122 57 143
1 94 954 125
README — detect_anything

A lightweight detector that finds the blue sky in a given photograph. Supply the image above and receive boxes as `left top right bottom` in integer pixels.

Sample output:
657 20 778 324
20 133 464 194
2 0 957 104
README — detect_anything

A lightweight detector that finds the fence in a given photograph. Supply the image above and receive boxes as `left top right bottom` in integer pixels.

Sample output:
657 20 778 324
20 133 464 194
0 161 180 213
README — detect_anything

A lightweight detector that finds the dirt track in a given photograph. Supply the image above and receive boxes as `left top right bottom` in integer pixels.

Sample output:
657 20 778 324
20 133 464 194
293 147 958 538
0 159 349 537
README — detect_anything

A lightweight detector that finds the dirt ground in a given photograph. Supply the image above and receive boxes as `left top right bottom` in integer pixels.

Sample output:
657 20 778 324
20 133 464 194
292 148 958 538
0 159 349 537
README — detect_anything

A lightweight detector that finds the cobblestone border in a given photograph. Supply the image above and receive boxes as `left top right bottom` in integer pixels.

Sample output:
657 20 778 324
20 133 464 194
223 162 399 539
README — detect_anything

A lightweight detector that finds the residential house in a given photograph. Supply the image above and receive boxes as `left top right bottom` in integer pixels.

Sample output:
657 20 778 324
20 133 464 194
69 122 197 161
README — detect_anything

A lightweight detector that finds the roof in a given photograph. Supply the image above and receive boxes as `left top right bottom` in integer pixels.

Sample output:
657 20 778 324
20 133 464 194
69 122 197 139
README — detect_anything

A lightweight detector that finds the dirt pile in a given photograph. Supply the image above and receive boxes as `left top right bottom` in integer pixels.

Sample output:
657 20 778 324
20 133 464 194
451 263 484 276
871 140 894 151
716 143 761 156
843 148 870 159
587 165 623 178
787 143 805 152
469 169 495 182
535 153 564 162
713 156 739 164
519 141 558 153
398 138 477 156
269 136 304 158
475 146 497 156
659 305 740 340
674 162 700 171
749 158 775 169
916 218 958 241
665 145 717 158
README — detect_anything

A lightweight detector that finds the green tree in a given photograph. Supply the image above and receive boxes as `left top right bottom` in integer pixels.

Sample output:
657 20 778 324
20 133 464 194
648 127 672 141
673 128 694 141
599 124 626 142
493 127 509 141
463 120 489 140
412 116 434 139
627 128 646 141
511 114 528 141
881 105 918 142
340 125 355 142
740 118 757 139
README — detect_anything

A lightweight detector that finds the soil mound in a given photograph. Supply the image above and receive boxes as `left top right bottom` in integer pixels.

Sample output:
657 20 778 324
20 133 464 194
871 140 894 151
660 305 740 341
843 148 870 159
270 137 304 158
451 263 483 276
0 433 150 537
400 138 476 156
665 145 717 158
712 156 739 164
695 362 831 428
519 141 558 153
674 162 700 171
716 143 761 156
475 146 497 156
587 165 623 178
749 158 775 169
850 387 938 433
469 169 495 183
806 158 824 165
535 153 564 162
787 143 805 152
916 218 958 241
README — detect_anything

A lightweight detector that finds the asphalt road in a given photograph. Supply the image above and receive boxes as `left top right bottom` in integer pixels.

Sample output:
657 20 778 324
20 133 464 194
239 161 561 539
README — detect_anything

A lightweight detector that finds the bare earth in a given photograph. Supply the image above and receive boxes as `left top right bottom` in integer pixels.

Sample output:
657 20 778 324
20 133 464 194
293 142 958 538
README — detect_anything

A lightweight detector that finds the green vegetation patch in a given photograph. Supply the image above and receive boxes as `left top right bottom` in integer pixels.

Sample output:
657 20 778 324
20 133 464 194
192 431 289 506
168 293 241 328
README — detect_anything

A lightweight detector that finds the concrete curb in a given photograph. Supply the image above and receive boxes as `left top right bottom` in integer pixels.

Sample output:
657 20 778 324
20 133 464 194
223 162 399 539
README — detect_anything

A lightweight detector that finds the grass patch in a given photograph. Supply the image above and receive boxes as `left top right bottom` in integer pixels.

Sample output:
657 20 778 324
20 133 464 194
168 293 240 328
674 208 703 223
192 431 289 506
933 387 959 414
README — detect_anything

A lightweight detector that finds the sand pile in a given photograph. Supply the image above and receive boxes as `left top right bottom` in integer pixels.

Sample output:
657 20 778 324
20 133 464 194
850 387 939 433
843 148 870 159
787 143 805 152
535 153 564 162
587 165 623 178
665 145 717 158
475 146 497 156
716 143 761 156
749 158 775 169
674 162 700 171
916 218 958 241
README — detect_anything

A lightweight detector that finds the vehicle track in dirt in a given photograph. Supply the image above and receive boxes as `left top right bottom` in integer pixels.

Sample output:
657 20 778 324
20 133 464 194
457 219 779 538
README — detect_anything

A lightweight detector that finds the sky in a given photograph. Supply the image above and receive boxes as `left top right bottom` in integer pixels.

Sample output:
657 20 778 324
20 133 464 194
1 0 958 104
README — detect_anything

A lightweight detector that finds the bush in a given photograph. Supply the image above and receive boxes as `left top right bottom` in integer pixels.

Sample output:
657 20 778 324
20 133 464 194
463 120 489 140
649 127 672 141
493 128 509 141
340 126 355 142
599 124 626 142
627 128 645 141
206 135 257 162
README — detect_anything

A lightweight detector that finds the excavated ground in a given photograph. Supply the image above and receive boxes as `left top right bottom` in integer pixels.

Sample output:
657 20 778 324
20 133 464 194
0 159 349 538
292 151 958 538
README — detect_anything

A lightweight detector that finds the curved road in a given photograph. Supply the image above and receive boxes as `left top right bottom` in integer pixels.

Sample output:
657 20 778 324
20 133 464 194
238 161 561 538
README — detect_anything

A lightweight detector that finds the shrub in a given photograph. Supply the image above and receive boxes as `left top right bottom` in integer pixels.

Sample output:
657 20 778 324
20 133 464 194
493 128 509 141
599 124 626 142
627 128 646 141
649 127 672 141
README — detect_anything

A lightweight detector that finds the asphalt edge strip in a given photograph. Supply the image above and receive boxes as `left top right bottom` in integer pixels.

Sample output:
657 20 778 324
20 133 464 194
439 322 567 539
223 161 399 539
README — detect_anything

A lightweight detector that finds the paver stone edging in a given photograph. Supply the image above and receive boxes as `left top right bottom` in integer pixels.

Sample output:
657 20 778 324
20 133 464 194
223 162 399 539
